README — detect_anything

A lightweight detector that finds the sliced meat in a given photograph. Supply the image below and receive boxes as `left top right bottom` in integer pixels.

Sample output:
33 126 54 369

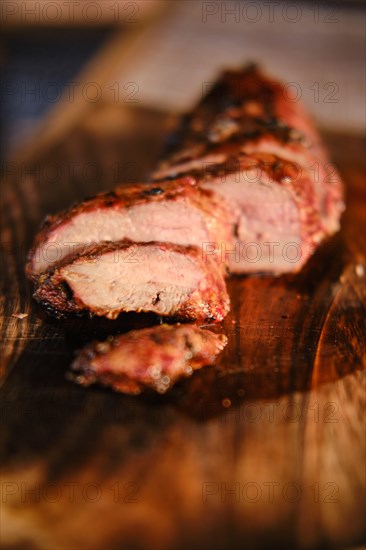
27 178 232 277
69 324 228 394
33 241 230 322
153 65 344 273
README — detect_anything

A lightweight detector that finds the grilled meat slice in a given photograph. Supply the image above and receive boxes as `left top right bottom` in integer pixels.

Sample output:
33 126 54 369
33 241 230 322
153 65 344 274
27 178 232 277
69 324 228 394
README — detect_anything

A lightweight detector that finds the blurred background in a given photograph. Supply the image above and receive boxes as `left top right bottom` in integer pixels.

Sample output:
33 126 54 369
1 3 365 550
1 0 365 163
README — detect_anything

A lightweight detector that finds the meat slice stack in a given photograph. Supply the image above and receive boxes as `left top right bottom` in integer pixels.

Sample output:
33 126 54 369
26 65 344 394
27 177 232 322
27 66 344 319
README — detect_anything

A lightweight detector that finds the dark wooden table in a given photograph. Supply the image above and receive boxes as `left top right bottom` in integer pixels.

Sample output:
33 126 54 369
1 107 365 550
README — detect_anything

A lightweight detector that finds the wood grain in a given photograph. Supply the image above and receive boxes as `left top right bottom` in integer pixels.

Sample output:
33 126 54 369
0 108 365 550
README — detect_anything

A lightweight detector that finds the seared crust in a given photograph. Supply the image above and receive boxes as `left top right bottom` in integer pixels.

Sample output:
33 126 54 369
155 64 322 163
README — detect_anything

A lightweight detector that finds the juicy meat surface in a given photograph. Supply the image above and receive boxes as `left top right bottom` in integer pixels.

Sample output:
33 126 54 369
153 65 344 273
33 241 230 322
27 178 232 277
69 324 228 394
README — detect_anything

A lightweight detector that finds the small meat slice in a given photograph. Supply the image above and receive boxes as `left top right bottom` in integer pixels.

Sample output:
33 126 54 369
198 152 325 273
27 178 232 277
69 324 228 394
33 241 230 322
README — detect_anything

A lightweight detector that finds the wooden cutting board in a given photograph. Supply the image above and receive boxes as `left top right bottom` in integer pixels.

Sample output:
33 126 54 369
1 108 365 550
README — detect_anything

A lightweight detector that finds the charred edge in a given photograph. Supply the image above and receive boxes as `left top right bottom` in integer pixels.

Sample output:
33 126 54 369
152 292 161 305
143 187 164 197
183 332 195 353
60 280 74 302
233 222 240 239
